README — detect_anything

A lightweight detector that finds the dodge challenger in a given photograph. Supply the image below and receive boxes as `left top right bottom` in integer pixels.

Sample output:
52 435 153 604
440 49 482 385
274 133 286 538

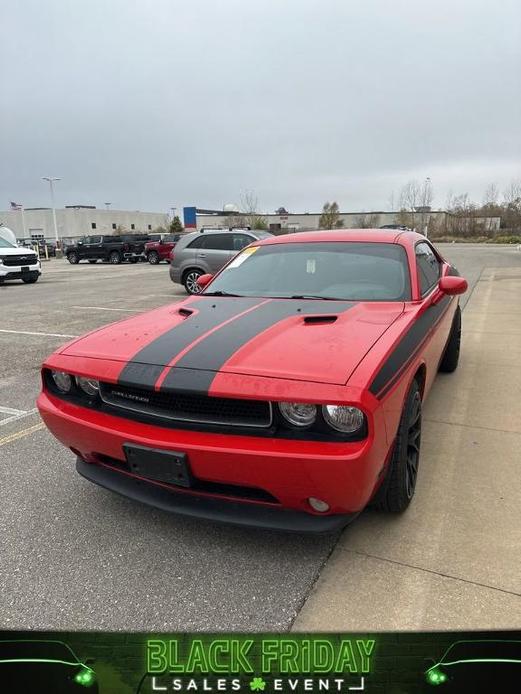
37 230 467 532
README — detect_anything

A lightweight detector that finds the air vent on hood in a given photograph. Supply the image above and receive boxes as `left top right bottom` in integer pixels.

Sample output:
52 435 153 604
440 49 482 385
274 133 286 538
303 315 338 324
178 307 195 318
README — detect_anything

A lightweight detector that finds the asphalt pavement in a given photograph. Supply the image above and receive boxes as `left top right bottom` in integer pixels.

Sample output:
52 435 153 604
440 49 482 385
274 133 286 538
1 245 520 630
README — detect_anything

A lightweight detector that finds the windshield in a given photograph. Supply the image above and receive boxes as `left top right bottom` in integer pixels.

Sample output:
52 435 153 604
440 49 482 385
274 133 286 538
0 641 78 662
205 241 411 301
0 237 16 248
441 641 521 663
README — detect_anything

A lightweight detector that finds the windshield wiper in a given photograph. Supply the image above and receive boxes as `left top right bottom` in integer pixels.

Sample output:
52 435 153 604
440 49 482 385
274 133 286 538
289 294 340 301
203 290 244 297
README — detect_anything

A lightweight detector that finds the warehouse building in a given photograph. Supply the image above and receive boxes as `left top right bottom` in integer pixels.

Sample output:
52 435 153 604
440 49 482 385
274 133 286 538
0 206 169 243
186 206 501 235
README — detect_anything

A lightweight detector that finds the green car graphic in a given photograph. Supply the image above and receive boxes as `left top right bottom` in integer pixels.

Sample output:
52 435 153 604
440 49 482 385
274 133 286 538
424 640 521 692
0 640 98 693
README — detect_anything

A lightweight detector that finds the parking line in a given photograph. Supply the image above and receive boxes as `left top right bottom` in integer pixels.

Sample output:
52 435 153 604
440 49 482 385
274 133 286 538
0 329 78 338
0 406 26 416
0 422 45 447
0 408 39 427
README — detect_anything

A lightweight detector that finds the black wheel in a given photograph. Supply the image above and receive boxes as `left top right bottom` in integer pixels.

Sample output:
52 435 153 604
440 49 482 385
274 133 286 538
22 275 39 284
147 251 160 265
439 305 461 373
183 269 203 294
109 251 121 264
372 379 422 513
88 259 97 264
67 252 79 264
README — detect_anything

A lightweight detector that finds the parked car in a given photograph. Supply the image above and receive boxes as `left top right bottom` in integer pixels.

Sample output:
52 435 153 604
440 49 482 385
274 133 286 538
65 234 150 264
145 233 184 264
169 228 273 293
0 234 41 284
37 229 467 532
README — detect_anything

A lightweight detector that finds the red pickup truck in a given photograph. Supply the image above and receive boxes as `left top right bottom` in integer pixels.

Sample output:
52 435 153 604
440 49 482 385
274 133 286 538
144 234 183 264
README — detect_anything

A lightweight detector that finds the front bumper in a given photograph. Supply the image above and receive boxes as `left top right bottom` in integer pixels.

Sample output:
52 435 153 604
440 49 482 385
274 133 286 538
38 391 386 531
0 263 41 280
77 458 355 532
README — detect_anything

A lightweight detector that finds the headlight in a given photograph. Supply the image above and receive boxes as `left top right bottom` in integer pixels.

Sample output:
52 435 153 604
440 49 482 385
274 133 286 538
75 667 96 687
51 371 72 393
322 405 365 433
75 376 100 396
279 402 317 427
425 668 447 685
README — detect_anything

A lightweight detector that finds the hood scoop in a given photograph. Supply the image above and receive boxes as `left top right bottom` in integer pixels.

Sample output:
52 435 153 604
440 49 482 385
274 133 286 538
303 314 338 324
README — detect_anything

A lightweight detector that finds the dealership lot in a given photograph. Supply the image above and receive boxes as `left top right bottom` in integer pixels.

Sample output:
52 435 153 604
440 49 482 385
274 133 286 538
1 246 520 631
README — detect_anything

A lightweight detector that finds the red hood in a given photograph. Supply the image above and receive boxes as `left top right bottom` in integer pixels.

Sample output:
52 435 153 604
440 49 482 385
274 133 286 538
61 298 404 385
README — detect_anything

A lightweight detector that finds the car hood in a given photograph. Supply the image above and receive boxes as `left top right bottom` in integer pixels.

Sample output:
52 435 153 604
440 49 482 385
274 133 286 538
0 246 38 257
61 296 404 386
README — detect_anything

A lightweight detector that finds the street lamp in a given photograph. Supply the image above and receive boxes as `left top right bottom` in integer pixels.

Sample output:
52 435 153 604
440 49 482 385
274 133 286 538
42 176 61 244
105 202 111 211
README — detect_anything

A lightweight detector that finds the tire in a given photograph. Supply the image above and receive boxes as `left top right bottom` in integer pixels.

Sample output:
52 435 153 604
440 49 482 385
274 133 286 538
22 275 39 284
109 251 121 264
183 269 203 294
372 379 422 513
88 259 98 264
147 251 160 265
439 305 461 373
67 252 79 264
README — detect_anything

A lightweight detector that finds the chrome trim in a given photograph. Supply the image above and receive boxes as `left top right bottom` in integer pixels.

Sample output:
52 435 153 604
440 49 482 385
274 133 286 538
99 384 273 429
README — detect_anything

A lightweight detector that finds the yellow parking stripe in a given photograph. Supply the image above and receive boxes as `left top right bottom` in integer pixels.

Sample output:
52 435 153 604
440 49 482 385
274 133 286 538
0 422 45 447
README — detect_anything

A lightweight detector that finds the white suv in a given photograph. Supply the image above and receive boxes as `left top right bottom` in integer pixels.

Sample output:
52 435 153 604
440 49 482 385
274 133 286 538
0 232 41 285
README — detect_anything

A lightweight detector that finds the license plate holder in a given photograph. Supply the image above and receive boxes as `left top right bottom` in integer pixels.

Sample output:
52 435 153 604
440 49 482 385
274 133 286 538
123 444 192 488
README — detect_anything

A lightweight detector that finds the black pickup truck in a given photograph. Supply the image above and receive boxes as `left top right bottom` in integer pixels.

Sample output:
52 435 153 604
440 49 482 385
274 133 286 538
65 234 150 264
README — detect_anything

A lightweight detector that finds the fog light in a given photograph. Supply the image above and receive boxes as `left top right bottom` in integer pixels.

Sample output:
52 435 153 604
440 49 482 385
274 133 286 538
308 497 330 513
51 370 72 393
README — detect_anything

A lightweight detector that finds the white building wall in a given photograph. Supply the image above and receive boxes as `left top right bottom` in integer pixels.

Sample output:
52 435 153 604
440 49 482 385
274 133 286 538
0 208 170 241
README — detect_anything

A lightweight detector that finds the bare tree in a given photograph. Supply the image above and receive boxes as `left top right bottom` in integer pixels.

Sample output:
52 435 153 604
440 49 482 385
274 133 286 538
239 190 268 230
483 183 499 207
319 201 344 229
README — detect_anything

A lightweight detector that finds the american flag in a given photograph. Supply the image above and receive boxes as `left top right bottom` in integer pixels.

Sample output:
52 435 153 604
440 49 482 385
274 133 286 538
10 201 22 210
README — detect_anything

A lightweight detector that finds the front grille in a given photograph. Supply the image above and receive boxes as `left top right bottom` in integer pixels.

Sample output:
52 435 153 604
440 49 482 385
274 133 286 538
2 254 38 267
99 382 273 428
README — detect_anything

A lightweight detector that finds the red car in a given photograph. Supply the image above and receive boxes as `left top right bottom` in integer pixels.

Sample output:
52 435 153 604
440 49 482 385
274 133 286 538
145 234 183 264
37 230 467 532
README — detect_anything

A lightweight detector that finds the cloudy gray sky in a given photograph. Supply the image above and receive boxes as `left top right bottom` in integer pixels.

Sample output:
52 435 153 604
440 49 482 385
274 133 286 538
1 0 520 215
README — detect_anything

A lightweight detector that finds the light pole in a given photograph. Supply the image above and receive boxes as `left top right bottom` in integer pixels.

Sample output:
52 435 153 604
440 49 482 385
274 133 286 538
105 202 111 211
42 176 61 244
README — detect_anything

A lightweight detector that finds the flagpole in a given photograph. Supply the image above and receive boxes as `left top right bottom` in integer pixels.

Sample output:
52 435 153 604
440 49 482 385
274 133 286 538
21 206 27 238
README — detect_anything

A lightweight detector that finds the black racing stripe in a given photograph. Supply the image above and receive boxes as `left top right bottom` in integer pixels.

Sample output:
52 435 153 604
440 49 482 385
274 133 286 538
161 300 356 393
117 297 265 388
369 295 452 398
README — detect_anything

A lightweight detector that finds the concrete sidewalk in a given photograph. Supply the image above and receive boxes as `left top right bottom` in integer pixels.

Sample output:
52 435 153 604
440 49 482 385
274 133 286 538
293 267 521 631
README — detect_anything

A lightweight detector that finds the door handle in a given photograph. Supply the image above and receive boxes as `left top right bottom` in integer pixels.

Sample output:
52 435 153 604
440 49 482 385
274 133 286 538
199 253 206 257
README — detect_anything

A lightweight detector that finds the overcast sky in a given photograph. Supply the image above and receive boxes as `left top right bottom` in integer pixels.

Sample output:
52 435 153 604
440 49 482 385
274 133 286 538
1 0 520 215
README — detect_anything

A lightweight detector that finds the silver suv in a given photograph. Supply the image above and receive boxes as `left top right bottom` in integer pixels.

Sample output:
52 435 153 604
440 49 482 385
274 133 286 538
169 228 272 293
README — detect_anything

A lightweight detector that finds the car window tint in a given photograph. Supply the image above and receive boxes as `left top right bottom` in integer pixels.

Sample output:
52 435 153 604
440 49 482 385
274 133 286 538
415 242 440 294
187 235 207 249
232 234 254 251
204 234 234 250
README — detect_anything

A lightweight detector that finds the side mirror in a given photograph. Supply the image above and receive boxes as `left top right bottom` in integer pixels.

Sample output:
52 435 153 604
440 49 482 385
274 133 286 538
197 273 213 289
439 275 467 295
78 240 83 245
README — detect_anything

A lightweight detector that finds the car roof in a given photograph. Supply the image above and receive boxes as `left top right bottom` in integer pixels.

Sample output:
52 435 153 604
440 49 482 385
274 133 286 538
253 228 426 246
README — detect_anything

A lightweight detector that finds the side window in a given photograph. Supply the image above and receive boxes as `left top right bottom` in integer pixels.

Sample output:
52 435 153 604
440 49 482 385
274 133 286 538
232 234 254 251
187 235 207 249
204 234 234 251
415 242 440 295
